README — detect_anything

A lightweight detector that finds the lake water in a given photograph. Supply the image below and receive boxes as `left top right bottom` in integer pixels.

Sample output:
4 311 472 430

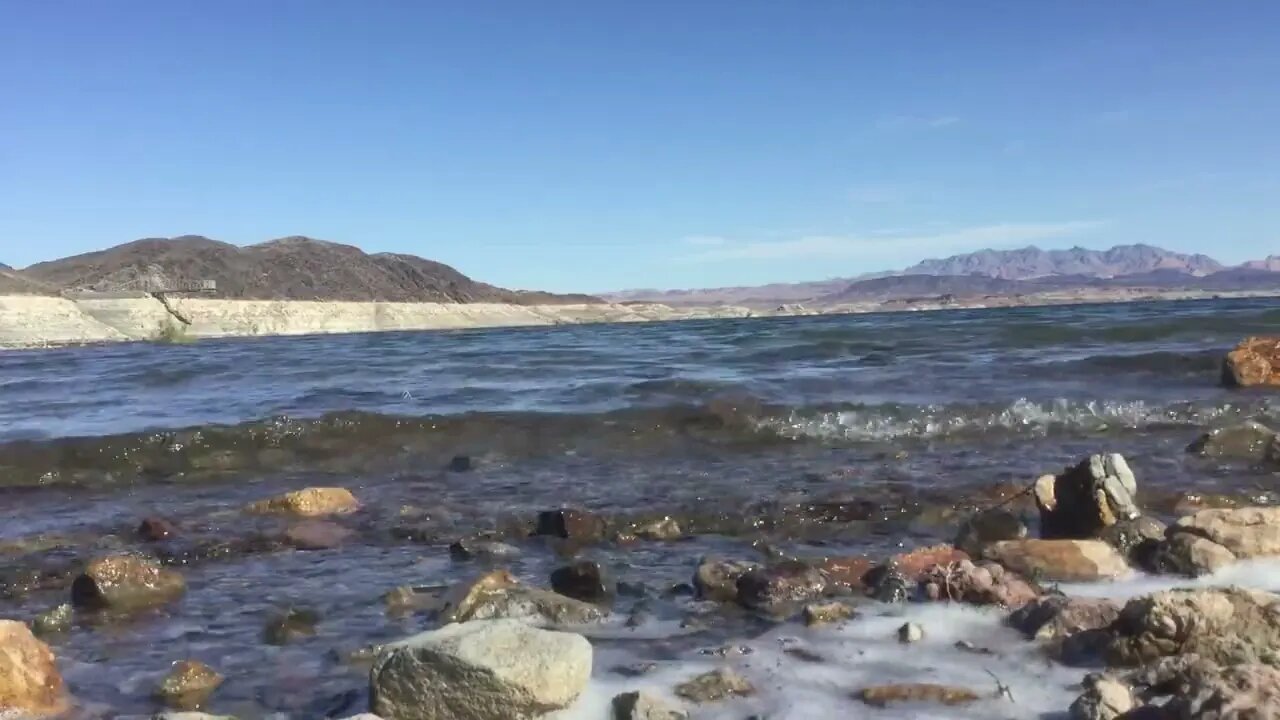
2 297 1279 718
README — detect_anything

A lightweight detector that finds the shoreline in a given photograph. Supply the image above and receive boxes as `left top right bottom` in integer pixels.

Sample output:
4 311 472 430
0 288 1275 349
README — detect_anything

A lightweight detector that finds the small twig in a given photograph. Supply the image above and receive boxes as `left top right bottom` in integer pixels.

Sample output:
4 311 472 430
986 668 1015 702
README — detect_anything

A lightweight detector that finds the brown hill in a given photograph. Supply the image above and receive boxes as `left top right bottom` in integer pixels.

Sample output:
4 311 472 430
0 266 56 295
21 236 599 304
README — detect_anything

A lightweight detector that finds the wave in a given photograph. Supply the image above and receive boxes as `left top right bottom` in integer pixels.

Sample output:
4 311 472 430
1 396 1274 488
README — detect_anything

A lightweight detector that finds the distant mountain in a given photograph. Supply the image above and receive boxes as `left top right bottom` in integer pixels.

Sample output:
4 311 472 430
902 244 1222 279
0 262 10 270
0 265 55 295
1242 255 1280 272
20 236 599 304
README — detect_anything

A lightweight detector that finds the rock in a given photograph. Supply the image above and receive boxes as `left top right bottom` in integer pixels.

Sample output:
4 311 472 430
1136 656 1280 719
448 538 519 562
446 455 473 472
1008 595 1120 641
440 569 604 626
673 668 755 703
814 555 875 591
534 509 606 542
0 620 67 717
71 554 186 611
692 557 758 603
1068 674 1135 720
152 713 238 720
1172 506 1280 560
138 516 178 542
248 487 358 516
887 545 970 580
284 520 353 550
856 683 980 708
982 539 1130 582
369 619 591 720
30 604 73 636
954 509 1028 556
1223 336 1280 388
897 622 924 643
631 516 683 541
1143 532 1238 577
803 601 855 626
919 559 1039 608
611 691 688 720
263 607 320 645
863 565 913 603
735 561 827 613
384 586 443 616
550 561 615 604
156 660 223 710
1107 587 1280 667
1098 516 1167 559
1036 454 1141 540
1187 421 1279 461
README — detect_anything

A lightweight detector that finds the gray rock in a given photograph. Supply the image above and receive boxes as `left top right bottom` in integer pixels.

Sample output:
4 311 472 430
673 668 755 704
1008 595 1120 640
31 603 73 636
439 569 604 626
1152 506 1280 575
1187 421 1278 461
611 691 688 719
370 619 592 720
1068 674 1135 720
897 622 924 644
692 557 757 603
1035 453 1140 540
1107 587 1280 667
1097 516 1166 559
1129 654 1280 719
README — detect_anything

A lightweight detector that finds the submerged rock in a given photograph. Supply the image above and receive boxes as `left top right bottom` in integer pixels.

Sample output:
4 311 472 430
1187 420 1279 462
439 569 604 626
735 561 826 613
156 660 223 710
534 509 606 542
30 604 73 636
1068 673 1135 720
138 516 178 542
549 561 615 605
1008 595 1120 641
856 683 980 708
802 601 855 626
248 487 358 517
629 516 684 541
71 554 186 611
370 619 591 720
448 537 519 562
0 620 67 718
983 539 1129 582
611 691 688 720
673 668 755 704
1107 587 1280 667
284 520 353 550
692 557 758 603
1035 453 1141 540
263 607 320 645
1223 336 1280 388
954 509 1028 556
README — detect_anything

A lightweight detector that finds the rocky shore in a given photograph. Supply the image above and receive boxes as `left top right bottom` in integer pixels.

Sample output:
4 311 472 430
4 339 1280 719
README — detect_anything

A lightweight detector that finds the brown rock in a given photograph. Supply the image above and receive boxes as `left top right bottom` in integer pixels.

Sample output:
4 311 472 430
284 520 353 550
534 509 606 542
919 559 1039 608
1143 533 1238 577
1173 506 1280 559
1008 595 1120 640
137 516 177 542
814 555 875 590
856 683 980 708
155 659 223 710
692 557 758 603
248 487 358 516
673 668 754 703
983 539 1129 582
71 554 186 611
888 545 970 580
631 516 683 541
954 508 1028 556
802 601 856 626
1035 454 1141 540
549 561 615 605
1137 657 1280 719
0 620 67 717
439 569 604 625
1107 587 1280 667
735 561 827 613
1223 336 1280 388
612 691 688 719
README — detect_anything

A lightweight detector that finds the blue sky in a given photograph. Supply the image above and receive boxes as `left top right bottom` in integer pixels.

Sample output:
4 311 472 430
1 1 1277 292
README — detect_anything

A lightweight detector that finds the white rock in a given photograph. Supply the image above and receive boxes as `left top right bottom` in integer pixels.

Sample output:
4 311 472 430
370 619 592 720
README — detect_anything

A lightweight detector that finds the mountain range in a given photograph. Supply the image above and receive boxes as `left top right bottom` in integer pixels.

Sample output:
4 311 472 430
608 244 1279 307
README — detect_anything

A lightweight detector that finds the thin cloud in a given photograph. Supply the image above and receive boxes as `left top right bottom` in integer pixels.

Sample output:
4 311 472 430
876 115 961 131
681 221 1105 263
682 235 728 246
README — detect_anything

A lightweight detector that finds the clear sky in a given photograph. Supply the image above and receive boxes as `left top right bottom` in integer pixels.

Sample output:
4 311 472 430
1 1 1277 292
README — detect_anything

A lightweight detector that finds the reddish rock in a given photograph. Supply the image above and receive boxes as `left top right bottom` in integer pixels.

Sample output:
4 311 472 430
888 545 970 580
0 620 67 717
1224 336 1280 388
535 509 607 542
137 516 177 542
284 520 353 550
815 556 875 590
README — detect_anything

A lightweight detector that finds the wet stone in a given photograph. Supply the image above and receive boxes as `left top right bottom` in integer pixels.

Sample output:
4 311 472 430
549 560 615 605
630 515 683 541
1008 595 1120 641
156 660 224 710
856 683 981 708
612 690 688 720
534 509 606 542
448 537 520 562
0 619 68 718
137 516 178 542
803 601 856 626
736 561 827 613
693 557 758 603
30 603 73 636
673 668 755 704
247 486 359 517
863 565 913 603
1187 420 1279 461
71 554 186 611
897 622 924 644
284 520 353 550
954 509 1028 556
263 607 320 645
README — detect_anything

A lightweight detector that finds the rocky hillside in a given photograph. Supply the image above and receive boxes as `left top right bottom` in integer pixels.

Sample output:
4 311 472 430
20 236 599 304
1243 255 1280 272
902 244 1222 279
0 266 55 295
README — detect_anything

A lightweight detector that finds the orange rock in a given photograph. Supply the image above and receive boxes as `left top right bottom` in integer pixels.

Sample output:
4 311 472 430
0 620 68 717
889 544 970 580
1224 337 1280 388
248 487 358 516
816 556 875 590
857 683 980 707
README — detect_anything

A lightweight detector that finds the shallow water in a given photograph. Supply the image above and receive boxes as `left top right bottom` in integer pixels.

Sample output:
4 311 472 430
2 297 1279 718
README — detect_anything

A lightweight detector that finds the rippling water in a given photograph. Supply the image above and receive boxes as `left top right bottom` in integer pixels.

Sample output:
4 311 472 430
2 297 1279 718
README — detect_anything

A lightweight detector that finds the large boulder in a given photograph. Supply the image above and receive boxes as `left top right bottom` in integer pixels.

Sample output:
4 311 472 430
1223 336 1280 388
1009 595 1121 641
370 619 591 720
1107 587 1280 667
439 570 604 626
1187 421 1280 462
982 539 1129 582
1068 674 1136 720
71 554 186 611
1035 454 1140 540
0 620 67 718
248 487 358 516
1168 506 1280 566
1132 655 1280 719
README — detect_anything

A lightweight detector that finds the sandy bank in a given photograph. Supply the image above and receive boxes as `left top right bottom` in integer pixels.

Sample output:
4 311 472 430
0 295 754 348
